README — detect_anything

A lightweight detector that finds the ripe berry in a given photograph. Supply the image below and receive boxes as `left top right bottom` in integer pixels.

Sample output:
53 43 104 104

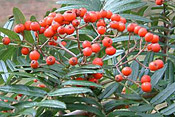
48 12 56 17
92 58 103 66
109 21 119 29
96 19 106 27
134 26 141 34
100 9 107 18
154 59 164 69
106 10 113 19
54 13 64 24
111 14 121 21
141 82 152 92
138 28 147 37
76 77 84 80
115 74 123 82
83 13 91 23
63 11 76 22
38 84 46 88
83 47 92 56
61 41 67 46
147 44 152 51
18 94 23 97
39 27 45 34
46 56 56 65
39 20 47 27
127 23 136 32
117 22 125 32
91 43 101 53
14 24 25 33
69 57 78 66
24 21 32 30
72 19 80 27
21 47 30 55
105 46 116 55
145 33 153 42
97 26 106 35
30 22 40 31
30 60 39 69
29 50 40 60
141 75 151 83
122 67 132 76
2 37 10 45
156 0 164 5
89 12 97 23
151 43 161 52
102 37 113 47
65 25 75 35
120 17 127 24
93 73 103 79
89 78 98 84
44 27 55 37
95 11 101 20
33 79 38 82
46 17 54 25
57 26 65 35
79 8 87 17
149 62 158 71
51 21 60 32
152 35 159 43
82 41 91 48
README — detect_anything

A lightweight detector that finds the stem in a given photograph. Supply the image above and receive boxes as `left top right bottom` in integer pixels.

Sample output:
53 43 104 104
76 28 82 53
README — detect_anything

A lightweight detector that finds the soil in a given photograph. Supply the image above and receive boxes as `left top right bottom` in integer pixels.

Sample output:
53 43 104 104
0 0 58 26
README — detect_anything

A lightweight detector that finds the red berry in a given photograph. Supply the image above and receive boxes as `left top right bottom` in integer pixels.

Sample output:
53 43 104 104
154 59 164 69
91 43 101 53
122 67 132 76
95 11 101 20
39 27 45 34
38 84 46 88
79 8 87 17
127 23 136 32
93 73 103 79
102 37 113 47
82 41 91 48
120 17 127 24
48 12 56 17
89 12 97 23
2 37 10 45
83 13 91 23
33 79 38 82
141 82 152 92
46 56 56 65
24 21 32 30
51 21 60 32
115 74 123 82
152 35 159 43
18 94 23 97
106 10 113 19
54 13 64 24
83 47 92 56
92 58 103 66
69 57 78 66
147 43 152 51
117 22 125 32
29 50 40 60
63 11 76 22
57 26 65 35
61 41 67 46
105 46 116 55
111 14 121 21
89 78 98 84
156 0 163 5
109 21 119 29
151 43 161 52
144 33 153 42
100 9 107 18
141 75 151 84
46 17 54 25
30 22 40 31
14 24 25 33
65 25 75 35
96 19 106 27
134 26 141 34
39 20 47 27
76 77 84 81
44 27 55 37
72 19 80 27
30 60 39 69
97 26 106 35
149 62 158 71
138 28 147 37
21 47 30 55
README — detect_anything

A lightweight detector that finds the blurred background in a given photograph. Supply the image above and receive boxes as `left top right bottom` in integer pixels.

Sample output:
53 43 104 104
0 0 58 26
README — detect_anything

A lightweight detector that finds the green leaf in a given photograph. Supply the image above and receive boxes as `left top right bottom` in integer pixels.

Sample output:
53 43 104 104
150 82 175 105
0 85 47 97
151 64 167 88
13 7 26 24
108 110 136 117
0 95 17 102
112 36 140 43
18 108 36 117
0 101 14 109
0 60 9 83
128 60 139 85
118 94 142 100
103 50 124 61
160 103 175 115
167 60 175 84
62 80 103 88
1 17 14 37
48 87 92 96
129 104 153 112
6 60 16 71
120 14 152 22
78 64 101 69
0 27 20 41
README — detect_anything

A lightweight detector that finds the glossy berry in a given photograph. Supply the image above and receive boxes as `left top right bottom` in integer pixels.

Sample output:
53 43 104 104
145 33 153 42
14 24 25 33
100 9 107 18
29 50 40 60
141 75 151 83
39 20 47 27
39 27 45 34
24 21 32 30
83 47 92 56
33 79 38 83
76 77 84 81
46 16 54 25
46 56 55 65
91 43 101 53
115 74 123 82
127 23 136 32
18 94 23 97
54 13 64 24
149 62 158 71
63 11 76 22
2 37 10 45
117 22 125 32
134 26 141 34
82 41 91 48
122 67 132 76
93 73 103 79
147 44 152 51
138 28 147 37
44 28 55 37
69 57 78 66
96 19 106 27
30 22 40 31
105 46 116 55
89 12 97 23
89 78 98 84
111 14 120 21
79 8 87 17
156 0 163 5
151 43 161 53
92 58 103 66
21 47 30 55
83 13 91 23
109 21 119 29
96 11 101 20
141 82 152 92
106 10 113 19
30 60 39 69
154 59 164 69
102 37 113 47
72 19 80 27
97 26 106 35
65 25 75 35
51 21 60 32
38 84 46 88
61 41 67 46
57 26 65 35
120 17 127 24
152 35 159 43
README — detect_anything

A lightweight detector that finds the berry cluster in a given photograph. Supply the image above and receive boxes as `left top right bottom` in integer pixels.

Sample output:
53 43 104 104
1 8 164 93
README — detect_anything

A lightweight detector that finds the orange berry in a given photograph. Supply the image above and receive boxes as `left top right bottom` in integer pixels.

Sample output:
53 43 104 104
44 27 55 38
141 75 151 83
57 26 65 35
106 10 113 19
109 21 119 29
65 25 75 35
152 35 159 43
105 46 116 55
154 59 164 69
92 58 103 66
83 47 92 56
100 9 107 18
111 14 121 21
97 26 106 35
38 84 46 88
93 73 103 79
127 23 136 32
82 41 91 48
21 47 30 55
134 26 141 34
115 74 123 82
151 43 161 53
138 28 147 37
72 19 80 27
2 37 10 45
96 19 106 27
149 62 158 71
141 82 152 92
91 43 101 53
30 60 39 69
46 56 56 65
14 24 25 33
102 37 113 47
24 21 32 30
29 50 40 60
117 22 125 32
69 57 78 66
145 33 153 42
63 11 76 22
54 13 64 24
79 8 87 17
147 43 152 51
30 22 40 31
122 67 132 76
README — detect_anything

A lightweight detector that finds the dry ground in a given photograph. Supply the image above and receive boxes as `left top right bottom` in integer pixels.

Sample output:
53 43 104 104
0 0 58 26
